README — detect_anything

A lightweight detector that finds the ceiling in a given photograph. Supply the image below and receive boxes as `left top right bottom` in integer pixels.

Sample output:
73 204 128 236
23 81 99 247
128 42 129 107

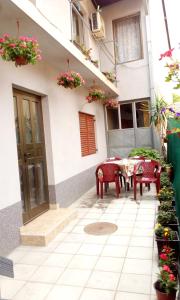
91 0 121 8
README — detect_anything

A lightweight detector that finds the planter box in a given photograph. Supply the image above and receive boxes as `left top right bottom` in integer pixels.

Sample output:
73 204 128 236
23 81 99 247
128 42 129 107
157 206 176 213
156 217 179 232
155 231 180 260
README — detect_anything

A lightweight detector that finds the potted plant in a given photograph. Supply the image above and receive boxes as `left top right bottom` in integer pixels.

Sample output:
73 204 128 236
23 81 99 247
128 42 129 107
154 264 178 300
157 187 175 203
159 246 178 275
160 173 172 188
157 211 179 231
158 202 176 212
128 147 161 161
91 59 99 67
102 71 116 83
104 99 118 108
154 224 179 259
86 88 105 103
0 34 42 66
57 71 85 89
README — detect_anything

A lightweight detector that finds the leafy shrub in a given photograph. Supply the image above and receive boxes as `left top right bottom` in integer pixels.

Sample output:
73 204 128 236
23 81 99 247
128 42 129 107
128 147 161 161
158 202 174 212
157 211 177 225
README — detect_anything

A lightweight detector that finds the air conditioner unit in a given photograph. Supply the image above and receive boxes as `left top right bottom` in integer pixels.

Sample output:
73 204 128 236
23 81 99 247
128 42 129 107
91 11 106 40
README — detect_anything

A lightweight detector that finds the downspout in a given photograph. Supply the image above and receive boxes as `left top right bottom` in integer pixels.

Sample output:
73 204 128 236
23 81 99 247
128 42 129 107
161 0 171 49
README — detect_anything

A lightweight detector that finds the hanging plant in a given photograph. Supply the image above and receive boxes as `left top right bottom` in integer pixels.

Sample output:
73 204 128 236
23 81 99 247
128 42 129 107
104 99 118 108
102 71 116 83
0 34 42 67
57 71 85 89
86 87 105 103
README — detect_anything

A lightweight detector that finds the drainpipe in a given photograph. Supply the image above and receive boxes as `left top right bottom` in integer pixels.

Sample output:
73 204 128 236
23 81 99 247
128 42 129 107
161 0 171 49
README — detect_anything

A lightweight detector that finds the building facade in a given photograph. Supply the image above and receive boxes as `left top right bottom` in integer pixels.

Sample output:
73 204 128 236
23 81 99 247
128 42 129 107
0 0 170 255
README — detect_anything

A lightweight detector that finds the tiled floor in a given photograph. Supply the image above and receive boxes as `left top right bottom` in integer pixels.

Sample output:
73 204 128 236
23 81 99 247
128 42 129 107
0 185 160 300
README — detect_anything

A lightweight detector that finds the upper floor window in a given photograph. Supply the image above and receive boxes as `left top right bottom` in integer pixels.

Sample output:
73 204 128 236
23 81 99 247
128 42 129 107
72 7 84 46
113 14 143 63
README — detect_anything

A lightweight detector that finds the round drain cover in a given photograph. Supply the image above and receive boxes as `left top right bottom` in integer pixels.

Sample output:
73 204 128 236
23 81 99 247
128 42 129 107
84 222 118 235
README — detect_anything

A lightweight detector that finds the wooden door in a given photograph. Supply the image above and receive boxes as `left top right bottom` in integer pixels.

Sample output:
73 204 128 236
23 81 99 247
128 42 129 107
13 89 49 223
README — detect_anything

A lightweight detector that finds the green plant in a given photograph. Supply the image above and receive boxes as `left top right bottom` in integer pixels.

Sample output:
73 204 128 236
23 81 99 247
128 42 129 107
159 245 176 268
0 34 41 66
128 147 161 161
102 71 116 83
158 187 175 202
57 71 85 89
155 224 176 240
91 59 99 67
157 211 176 225
158 202 174 212
160 172 172 188
86 88 105 103
150 95 167 131
157 264 177 294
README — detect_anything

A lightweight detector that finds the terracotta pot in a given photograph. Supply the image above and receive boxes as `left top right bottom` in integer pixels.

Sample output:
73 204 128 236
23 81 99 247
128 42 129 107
154 281 176 300
15 56 28 66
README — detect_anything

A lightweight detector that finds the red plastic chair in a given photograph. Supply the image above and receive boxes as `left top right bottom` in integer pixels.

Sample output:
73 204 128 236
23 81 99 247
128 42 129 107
96 163 121 199
133 160 161 200
105 156 122 162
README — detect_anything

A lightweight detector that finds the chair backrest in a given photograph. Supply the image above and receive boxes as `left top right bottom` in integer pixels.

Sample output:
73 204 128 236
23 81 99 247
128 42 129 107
97 163 120 182
130 156 145 160
138 160 160 178
106 156 122 162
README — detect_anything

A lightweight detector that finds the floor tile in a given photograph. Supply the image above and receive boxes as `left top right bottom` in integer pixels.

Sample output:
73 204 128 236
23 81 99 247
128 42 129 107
80 288 115 300
118 214 137 221
134 221 154 229
107 235 130 246
63 233 86 243
68 255 98 269
115 291 150 300
7 250 26 263
84 234 108 244
45 285 83 300
122 258 152 275
112 227 133 236
18 251 49 265
54 242 81 254
132 228 154 237
0 278 25 299
129 237 153 247
43 253 73 268
87 270 120 290
77 244 104 256
126 246 153 259
95 256 124 272
14 264 38 280
71 225 86 234
118 273 151 294
13 282 52 300
101 245 128 257
57 269 91 286
29 266 64 283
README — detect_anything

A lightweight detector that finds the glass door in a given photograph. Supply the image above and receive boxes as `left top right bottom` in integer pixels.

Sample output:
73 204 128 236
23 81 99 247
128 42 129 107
13 89 49 224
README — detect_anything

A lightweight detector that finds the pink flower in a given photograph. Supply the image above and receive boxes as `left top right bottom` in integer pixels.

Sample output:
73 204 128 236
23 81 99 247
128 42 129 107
159 48 174 60
0 38 5 43
169 274 175 281
20 43 27 48
8 43 16 48
160 253 168 261
36 54 42 61
163 265 171 273
3 33 10 39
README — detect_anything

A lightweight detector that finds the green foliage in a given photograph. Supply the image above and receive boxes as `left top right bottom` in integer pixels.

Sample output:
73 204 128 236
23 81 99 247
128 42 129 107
150 95 167 128
158 266 177 294
128 147 161 160
158 187 175 202
160 173 172 188
155 224 177 240
102 71 116 83
157 211 176 225
158 202 174 212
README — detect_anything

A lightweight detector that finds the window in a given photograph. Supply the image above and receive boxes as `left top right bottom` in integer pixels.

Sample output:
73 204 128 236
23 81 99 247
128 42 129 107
120 103 133 129
72 7 84 45
113 14 142 63
135 101 150 127
107 107 119 130
79 112 96 156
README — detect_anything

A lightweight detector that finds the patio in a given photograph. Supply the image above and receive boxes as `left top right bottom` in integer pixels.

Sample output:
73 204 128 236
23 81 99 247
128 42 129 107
0 185 159 300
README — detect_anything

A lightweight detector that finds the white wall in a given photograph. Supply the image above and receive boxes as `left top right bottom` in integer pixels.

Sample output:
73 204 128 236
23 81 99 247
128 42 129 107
0 58 107 209
101 0 150 101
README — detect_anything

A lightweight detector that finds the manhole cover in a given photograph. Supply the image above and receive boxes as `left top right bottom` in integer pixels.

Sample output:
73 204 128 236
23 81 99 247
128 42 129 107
84 222 118 235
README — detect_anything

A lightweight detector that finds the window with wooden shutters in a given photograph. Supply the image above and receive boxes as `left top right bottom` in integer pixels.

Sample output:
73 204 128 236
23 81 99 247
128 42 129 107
79 112 96 156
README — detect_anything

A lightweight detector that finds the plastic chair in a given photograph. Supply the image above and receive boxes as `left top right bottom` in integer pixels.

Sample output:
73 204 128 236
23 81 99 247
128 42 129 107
133 160 161 200
96 163 121 199
105 156 122 162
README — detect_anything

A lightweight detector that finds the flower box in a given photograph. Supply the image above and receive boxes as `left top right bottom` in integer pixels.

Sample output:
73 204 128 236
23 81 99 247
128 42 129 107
155 231 180 260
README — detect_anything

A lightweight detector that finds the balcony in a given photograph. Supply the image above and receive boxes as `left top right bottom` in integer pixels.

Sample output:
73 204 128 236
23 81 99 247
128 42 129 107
0 0 119 97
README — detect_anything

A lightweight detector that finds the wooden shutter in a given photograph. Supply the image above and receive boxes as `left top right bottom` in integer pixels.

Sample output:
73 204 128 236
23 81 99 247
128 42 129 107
79 112 96 156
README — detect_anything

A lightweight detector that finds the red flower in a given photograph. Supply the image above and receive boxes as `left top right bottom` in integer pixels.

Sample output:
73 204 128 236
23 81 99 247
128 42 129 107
162 245 171 254
160 253 168 261
159 48 174 60
169 274 176 281
163 265 171 273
